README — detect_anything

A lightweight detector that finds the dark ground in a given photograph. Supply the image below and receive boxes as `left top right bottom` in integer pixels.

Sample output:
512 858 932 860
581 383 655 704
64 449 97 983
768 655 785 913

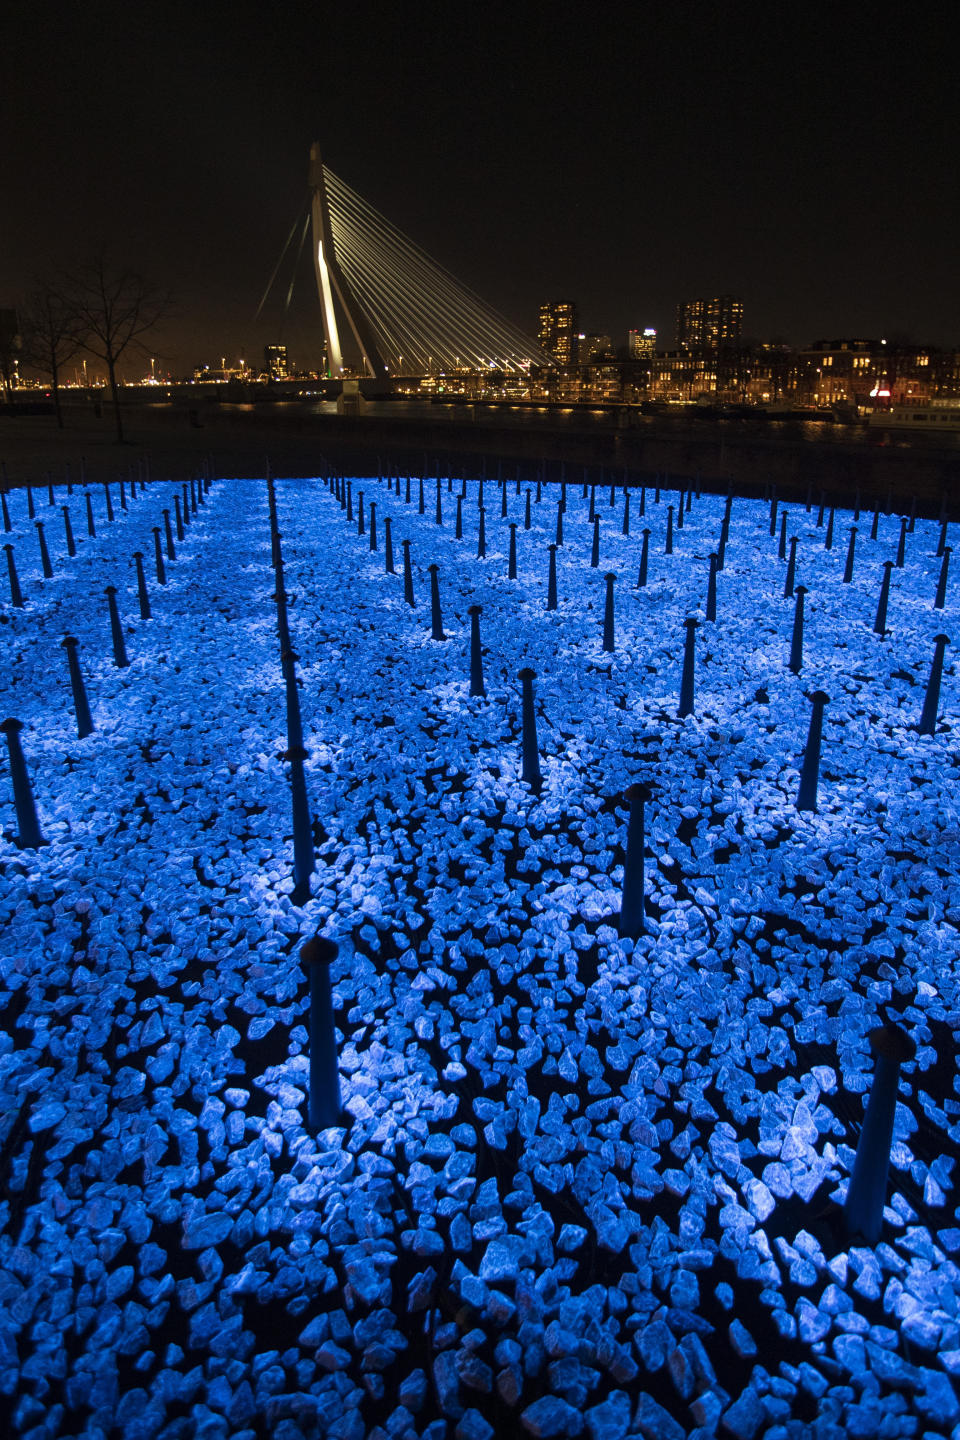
2 400 959 516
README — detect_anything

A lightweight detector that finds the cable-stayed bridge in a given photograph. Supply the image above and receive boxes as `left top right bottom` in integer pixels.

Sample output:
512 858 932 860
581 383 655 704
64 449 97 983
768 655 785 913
263 145 553 382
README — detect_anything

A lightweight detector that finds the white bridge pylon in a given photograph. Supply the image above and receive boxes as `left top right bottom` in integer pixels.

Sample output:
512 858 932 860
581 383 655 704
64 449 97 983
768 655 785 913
308 142 552 379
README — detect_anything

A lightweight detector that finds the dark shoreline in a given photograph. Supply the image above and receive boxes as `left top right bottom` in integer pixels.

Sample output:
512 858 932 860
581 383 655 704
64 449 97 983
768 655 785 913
2 402 958 517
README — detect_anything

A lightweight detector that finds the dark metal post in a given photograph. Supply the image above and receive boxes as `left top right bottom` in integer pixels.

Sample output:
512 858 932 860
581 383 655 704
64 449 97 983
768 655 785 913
468 604 485 697
918 633 950 735
935 546 951 610
706 551 718 622
281 649 315 905
796 689 829 811
619 782 650 940
789 585 807 673
163 508 175 560
35 521 53 579
4 544 24 607
302 936 341 1131
0 489 11 534
843 526 857 583
665 505 674 554
152 527 166 584
384 516 395 573
418 476 425 515
428 564 445 640
678 617 698 717
602 572 615 652
133 551 151 619
547 542 558 610
369 501 377 551
181 482 190 525
402 539 415 606
346 480 353 522
844 1026 916 1245
62 506 76 557
518 667 542 793
456 494 463 539
106 586 130 668
86 491 96 537
870 505 880 541
637 528 650 588
358 491 365 535
769 493 778 537
436 477 443 525
784 535 798 598
26 485 35 520
824 506 835 550
508 523 518 579
555 500 563 546
936 518 948 559
622 490 630 536
895 516 907 568
501 479 508 519
477 507 486 559
778 510 788 560
119 477 127 511
525 489 531 530
0 719 45 848
874 559 894 635
591 515 600 568
62 635 94 738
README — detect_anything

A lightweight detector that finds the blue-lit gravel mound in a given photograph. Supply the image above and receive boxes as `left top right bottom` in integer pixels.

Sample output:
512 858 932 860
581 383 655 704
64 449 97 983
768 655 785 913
0 470 958 1440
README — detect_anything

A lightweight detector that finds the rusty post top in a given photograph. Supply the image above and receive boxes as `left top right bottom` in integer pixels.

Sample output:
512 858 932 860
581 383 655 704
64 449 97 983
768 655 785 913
301 935 339 966
869 1024 916 1065
624 782 652 805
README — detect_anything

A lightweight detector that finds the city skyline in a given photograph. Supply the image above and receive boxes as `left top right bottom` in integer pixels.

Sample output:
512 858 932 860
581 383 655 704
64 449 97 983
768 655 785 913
4 5 958 373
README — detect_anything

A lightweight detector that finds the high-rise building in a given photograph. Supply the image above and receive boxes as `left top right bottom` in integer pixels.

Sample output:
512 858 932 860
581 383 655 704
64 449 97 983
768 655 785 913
629 327 657 358
538 301 578 366
577 334 613 364
264 343 289 377
677 296 743 352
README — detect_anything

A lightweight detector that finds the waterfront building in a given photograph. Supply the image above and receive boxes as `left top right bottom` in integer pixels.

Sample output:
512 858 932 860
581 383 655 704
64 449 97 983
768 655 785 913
677 295 743 352
538 301 578 366
628 327 657 358
264 344 289 378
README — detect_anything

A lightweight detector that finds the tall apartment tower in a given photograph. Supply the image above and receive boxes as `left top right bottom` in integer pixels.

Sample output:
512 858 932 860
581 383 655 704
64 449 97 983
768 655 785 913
538 301 578 365
677 295 743 351
629 327 657 358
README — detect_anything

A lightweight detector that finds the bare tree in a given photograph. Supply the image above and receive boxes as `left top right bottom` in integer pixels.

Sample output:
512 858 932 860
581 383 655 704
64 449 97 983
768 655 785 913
0 308 22 404
19 284 87 428
64 256 171 442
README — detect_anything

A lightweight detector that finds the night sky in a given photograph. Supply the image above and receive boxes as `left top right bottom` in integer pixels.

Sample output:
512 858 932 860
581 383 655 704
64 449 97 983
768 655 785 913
4 2 958 376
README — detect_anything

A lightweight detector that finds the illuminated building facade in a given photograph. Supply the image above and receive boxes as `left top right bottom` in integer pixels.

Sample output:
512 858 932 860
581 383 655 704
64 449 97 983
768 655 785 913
264 344 289 378
538 301 578 366
629 327 657 357
577 333 613 364
677 295 744 352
